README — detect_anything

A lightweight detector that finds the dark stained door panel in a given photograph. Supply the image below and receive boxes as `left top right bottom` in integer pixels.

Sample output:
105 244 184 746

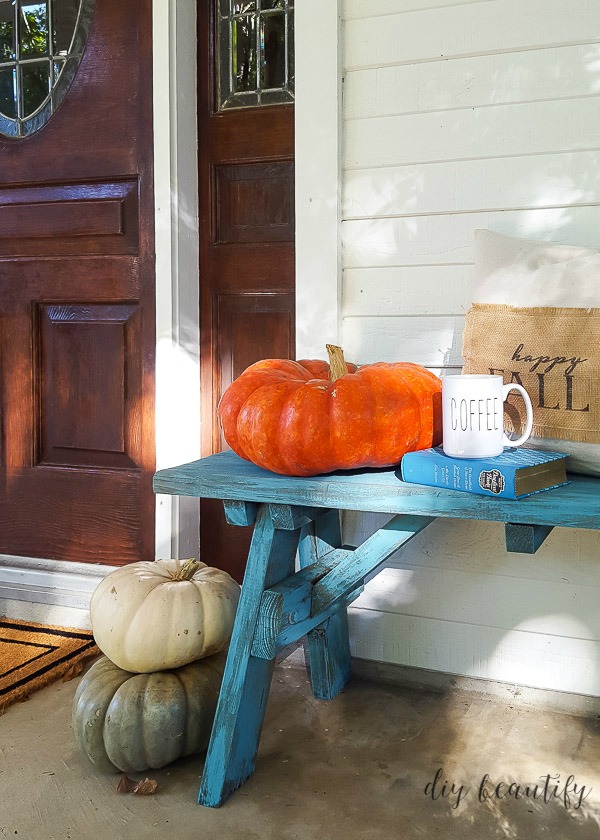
0 0 155 565
198 2 295 582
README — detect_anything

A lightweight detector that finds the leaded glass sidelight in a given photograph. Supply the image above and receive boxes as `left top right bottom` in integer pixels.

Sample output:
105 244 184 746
0 0 95 138
218 0 294 110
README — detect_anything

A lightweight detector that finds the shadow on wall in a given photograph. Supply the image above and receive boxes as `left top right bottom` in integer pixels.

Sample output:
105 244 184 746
346 513 600 691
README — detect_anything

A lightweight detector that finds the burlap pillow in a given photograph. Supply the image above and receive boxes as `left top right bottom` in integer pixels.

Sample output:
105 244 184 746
462 231 600 476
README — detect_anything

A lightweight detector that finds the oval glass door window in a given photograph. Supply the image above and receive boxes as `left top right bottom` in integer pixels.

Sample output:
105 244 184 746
0 0 95 138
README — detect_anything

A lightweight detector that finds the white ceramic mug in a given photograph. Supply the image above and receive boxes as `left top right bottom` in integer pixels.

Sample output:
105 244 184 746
442 375 534 459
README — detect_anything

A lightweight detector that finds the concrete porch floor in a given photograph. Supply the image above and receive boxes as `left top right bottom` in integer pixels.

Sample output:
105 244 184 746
2 653 600 840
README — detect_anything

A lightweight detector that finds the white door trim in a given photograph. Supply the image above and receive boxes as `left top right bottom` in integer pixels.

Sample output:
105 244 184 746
153 0 201 562
294 0 342 358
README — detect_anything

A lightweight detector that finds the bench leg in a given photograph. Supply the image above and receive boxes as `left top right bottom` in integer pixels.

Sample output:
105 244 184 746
198 506 298 808
299 511 353 701
303 607 352 700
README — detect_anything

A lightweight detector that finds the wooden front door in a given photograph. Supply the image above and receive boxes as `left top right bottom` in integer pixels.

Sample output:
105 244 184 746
198 1 295 581
0 0 155 565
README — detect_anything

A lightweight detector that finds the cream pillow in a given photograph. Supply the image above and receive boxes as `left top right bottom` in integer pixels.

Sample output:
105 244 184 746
469 230 600 476
473 229 600 308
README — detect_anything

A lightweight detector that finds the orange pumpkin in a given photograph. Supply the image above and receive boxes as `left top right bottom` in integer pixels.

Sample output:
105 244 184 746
218 346 442 476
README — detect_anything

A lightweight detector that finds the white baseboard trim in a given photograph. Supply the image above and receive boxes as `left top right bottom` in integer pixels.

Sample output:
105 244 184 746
352 657 600 718
0 555 117 628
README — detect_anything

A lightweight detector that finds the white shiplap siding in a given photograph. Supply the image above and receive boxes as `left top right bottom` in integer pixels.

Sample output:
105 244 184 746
340 0 600 694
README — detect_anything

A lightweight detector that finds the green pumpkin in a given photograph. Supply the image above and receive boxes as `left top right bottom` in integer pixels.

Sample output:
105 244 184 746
72 654 225 773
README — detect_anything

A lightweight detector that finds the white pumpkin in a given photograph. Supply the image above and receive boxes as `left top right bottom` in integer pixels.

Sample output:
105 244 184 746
90 559 240 673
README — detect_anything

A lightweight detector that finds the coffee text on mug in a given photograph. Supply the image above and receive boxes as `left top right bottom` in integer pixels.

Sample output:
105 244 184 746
450 397 500 433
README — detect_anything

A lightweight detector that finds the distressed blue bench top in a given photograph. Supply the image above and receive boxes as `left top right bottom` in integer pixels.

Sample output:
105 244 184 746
153 449 600 532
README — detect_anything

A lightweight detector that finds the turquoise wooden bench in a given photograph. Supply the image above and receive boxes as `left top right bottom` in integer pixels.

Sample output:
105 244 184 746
153 450 600 807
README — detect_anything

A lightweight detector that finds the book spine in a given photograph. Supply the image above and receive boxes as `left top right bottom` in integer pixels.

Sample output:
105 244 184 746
401 454 519 499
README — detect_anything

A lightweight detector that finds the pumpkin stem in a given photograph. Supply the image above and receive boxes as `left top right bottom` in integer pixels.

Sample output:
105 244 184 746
169 558 201 581
326 344 349 382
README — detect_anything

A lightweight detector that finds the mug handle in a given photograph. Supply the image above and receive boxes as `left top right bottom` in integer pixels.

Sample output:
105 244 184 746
502 383 534 447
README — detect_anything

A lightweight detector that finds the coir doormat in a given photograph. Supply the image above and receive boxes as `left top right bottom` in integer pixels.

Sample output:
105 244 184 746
0 617 99 715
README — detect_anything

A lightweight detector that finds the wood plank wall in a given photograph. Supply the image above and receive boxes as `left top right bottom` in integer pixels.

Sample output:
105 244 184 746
340 0 600 694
